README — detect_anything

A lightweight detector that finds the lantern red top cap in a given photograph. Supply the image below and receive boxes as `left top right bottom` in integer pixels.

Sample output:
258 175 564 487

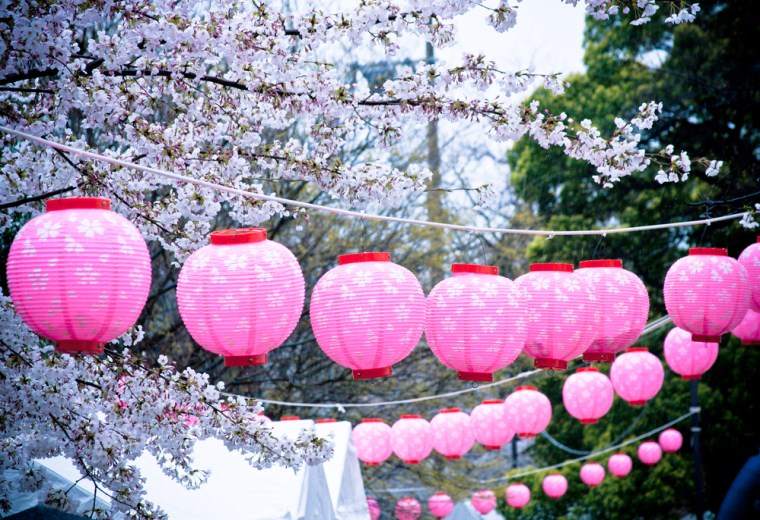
577 367 600 373
400 414 422 419
338 252 391 265
482 399 504 405
362 418 384 423
515 386 537 392
689 247 727 256
440 408 461 413
756 236 760 243
210 228 267 245
46 197 110 211
626 347 648 353
281 416 300 421
579 259 623 269
529 263 573 273
316 418 336 423
452 263 499 275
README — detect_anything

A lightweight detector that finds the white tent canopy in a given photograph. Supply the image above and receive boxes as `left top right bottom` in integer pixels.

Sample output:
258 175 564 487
447 501 505 520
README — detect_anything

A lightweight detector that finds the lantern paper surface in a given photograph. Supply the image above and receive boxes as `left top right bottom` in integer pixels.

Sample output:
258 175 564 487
177 228 304 366
426 264 527 381
664 248 750 342
663 327 719 380
610 348 664 406
576 259 649 362
659 428 683 453
353 419 393 465
471 490 497 515
638 441 663 465
7 198 151 354
427 492 454 519
608 453 632 477
542 474 568 499
470 400 513 450
311 252 425 379
367 497 381 520
731 309 760 346
391 415 433 464
505 483 531 509
430 408 474 459
738 238 760 312
580 462 605 487
503 386 552 438
562 367 614 424
395 497 421 520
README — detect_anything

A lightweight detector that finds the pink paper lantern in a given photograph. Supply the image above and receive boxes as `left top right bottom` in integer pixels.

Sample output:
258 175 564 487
562 367 614 424
428 492 454 519
311 252 425 379
471 489 496 515
470 400 513 450
505 483 531 509
391 415 433 464
610 347 664 406
739 237 760 312
430 408 475 460
503 386 553 438
352 418 393 466
638 441 663 465
732 309 760 346
659 428 684 453
663 327 719 380
608 453 632 477
7 198 151 354
515 263 598 370
542 474 568 499
576 259 650 362
395 497 421 520
426 264 527 381
367 497 381 520
580 462 605 487
664 248 750 343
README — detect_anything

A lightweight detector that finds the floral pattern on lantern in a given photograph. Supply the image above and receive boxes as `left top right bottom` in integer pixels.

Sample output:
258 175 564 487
610 347 664 406
542 474 568 499
426 264 527 381
608 453 632 478
470 400 513 450
503 386 552 438
353 418 393 466
664 248 750 343
663 327 719 380
430 408 474 459
562 367 614 424
659 428 683 453
471 489 497 515
638 441 662 465
367 497 381 520
391 415 433 464
7 198 151 354
311 252 425 379
580 462 605 487
428 492 454 519
732 309 760 346
396 497 421 520
505 483 531 509
738 237 760 312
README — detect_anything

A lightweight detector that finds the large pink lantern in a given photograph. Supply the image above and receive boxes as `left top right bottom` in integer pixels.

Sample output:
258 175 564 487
367 497 381 520
663 327 719 380
515 263 598 370
610 347 664 406
503 386 553 438
352 418 393 466
7 198 151 354
430 408 474 459
542 474 568 499
562 367 614 424
426 264 527 381
505 483 531 509
576 259 650 362
471 489 497 515
428 492 454 519
311 252 425 379
470 400 513 450
391 415 433 464
177 228 304 366
739 237 760 312
659 428 683 453
608 453 632 477
732 309 760 345
664 248 750 342
395 497 421 520
638 441 663 466
580 462 605 487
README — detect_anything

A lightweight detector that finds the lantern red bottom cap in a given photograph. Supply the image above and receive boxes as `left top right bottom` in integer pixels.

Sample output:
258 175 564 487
580 418 599 424
485 446 501 451
682 375 701 381
404 460 420 464
445 455 461 460
663 449 679 454
364 462 381 466
224 354 267 367
534 358 568 370
457 371 493 382
628 400 647 406
692 334 721 343
56 340 104 355
352 366 392 380
741 341 760 346
583 352 616 362
518 433 536 439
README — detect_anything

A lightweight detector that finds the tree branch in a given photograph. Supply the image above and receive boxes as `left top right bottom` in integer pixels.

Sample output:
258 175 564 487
0 186 77 210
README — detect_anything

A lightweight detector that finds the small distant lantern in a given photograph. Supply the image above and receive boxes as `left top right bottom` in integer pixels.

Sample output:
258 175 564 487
428 492 454 519
367 497 381 520
610 347 664 406
471 490 497 515
391 415 433 464
470 400 513 451
352 419 393 466
663 327 719 380
505 483 531 509
580 462 605 487
738 237 760 312
608 453 632 478
562 367 614 424
638 441 663 466
503 386 552 438
395 497 421 520
430 408 474 460
542 474 568 499
658 429 683 453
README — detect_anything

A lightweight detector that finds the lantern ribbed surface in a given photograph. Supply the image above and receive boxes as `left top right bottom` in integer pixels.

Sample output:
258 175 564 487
663 327 719 380
610 348 664 406
430 408 474 460
562 367 614 424
367 497 381 520
580 462 606 487
311 252 425 379
352 419 393 466
395 497 421 520
664 248 750 342
391 415 433 464
515 263 598 370
542 474 568 499
177 228 304 367
425 264 527 381
738 237 760 312
731 309 760 345
427 492 454 519
503 386 552 438
471 489 497 515
638 441 663 466
576 259 649 362
470 400 513 450
659 428 683 453
608 453 632 477
7 198 151 354
505 483 531 509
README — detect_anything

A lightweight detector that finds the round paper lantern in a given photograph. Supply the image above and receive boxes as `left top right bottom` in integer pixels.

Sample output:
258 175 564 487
731 309 760 345
352 418 393 466
664 248 750 342
608 453 632 478
391 415 433 464
542 474 568 499
177 228 304 366
610 347 664 406
638 441 663 466
470 400 513 450
311 252 425 379
395 497 421 520
430 408 474 459
663 327 719 380
426 264 527 381
562 367 614 424
471 489 496 515
659 428 683 453
505 483 531 509
428 492 454 519
503 386 552 438
7 198 151 354
580 462 605 487
367 497 381 520
738 237 760 312
576 259 650 362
